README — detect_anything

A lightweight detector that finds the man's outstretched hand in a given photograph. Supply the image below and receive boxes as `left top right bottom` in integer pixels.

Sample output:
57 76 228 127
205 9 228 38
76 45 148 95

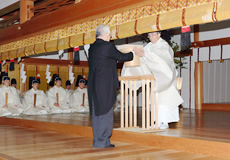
133 47 145 57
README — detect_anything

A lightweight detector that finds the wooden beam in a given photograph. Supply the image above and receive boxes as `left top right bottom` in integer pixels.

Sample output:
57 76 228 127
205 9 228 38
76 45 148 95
22 58 123 69
67 48 73 61
202 103 230 112
22 58 87 66
192 37 230 48
20 0 34 24
0 0 151 45
194 24 199 42
0 2 20 17
174 50 193 57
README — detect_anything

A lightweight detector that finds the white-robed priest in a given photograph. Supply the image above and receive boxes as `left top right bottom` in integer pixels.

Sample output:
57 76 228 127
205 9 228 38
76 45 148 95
0 76 23 116
48 77 71 114
22 80 49 115
11 78 20 96
121 31 183 129
70 79 89 112
65 80 73 105
46 81 54 96
65 80 74 95
11 78 23 103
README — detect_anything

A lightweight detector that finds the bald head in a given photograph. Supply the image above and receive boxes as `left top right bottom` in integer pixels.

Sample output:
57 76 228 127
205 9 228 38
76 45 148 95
96 25 111 42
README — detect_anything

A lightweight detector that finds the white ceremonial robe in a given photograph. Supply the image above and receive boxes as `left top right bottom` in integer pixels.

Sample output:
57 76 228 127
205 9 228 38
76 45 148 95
65 89 74 105
48 86 71 114
70 87 89 112
16 89 20 96
16 89 23 103
65 89 74 95
0 86 23 116
121 38 183 123
22 88 49 115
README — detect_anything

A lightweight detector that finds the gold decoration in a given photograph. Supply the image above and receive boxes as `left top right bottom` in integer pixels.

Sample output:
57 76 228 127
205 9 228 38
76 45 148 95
0 0 219 60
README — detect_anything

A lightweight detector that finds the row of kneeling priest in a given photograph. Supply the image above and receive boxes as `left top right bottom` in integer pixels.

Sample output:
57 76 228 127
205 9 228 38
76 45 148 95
0 76 89 117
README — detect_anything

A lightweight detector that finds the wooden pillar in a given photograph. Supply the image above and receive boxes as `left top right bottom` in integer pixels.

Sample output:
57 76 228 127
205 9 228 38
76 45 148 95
20 0 34 24
4 64 8 73
194 62 203 110
194 24 199 42
67 48 74 61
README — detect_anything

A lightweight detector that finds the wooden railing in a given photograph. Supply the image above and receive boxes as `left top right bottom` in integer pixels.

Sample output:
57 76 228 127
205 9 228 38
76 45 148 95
119 75 159 130
32 0 77 17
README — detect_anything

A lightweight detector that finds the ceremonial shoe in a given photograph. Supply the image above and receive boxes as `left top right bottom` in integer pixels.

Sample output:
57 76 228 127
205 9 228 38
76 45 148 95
159 122 169 130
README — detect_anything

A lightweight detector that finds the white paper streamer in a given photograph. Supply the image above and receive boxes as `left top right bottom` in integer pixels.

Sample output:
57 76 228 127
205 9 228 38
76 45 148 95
20 64 27 84
46 65 51 83
84 44 90 57
69 66 75 84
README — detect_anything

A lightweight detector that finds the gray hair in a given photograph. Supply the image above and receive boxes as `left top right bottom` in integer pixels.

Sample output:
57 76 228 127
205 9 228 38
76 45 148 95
95 24 110 38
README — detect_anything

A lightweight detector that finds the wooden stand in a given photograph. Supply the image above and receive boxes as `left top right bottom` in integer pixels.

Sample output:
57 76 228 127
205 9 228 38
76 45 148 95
34 94 37 108
56 93 59 105
82 93 85 106
119 76 159 130
5 92 8 107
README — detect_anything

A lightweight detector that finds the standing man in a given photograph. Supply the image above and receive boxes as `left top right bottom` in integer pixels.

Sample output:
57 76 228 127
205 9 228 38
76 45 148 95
88 24 144 148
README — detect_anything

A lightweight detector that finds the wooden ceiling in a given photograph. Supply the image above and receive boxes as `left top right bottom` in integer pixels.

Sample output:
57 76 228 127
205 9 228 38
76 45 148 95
0 1 20 30
0 0 77 31
0 0 147 45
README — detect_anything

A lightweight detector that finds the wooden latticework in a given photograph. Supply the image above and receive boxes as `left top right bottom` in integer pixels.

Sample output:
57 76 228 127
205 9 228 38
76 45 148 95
119 75 159 131
32 0 78 17
0 11 19 30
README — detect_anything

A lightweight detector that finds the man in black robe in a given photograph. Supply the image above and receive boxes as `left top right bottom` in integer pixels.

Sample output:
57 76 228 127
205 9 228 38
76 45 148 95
88 24 144 148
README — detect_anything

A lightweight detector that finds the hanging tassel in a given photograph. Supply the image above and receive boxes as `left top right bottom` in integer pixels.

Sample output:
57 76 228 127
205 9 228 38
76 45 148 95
73 46 80 63
208 46 212 63
181 26 191 53
37 73 41 84
197 48 200 63
220 45 224 63
9 59 15 71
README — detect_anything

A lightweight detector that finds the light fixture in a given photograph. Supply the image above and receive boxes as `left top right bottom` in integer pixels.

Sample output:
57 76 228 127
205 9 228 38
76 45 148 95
176 77 183 90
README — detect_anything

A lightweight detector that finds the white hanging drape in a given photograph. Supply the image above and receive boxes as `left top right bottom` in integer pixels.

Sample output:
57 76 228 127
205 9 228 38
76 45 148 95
203 60 230 103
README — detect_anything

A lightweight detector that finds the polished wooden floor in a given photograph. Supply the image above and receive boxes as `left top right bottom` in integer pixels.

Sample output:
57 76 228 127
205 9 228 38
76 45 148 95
0 125 228 160
10 108 230 143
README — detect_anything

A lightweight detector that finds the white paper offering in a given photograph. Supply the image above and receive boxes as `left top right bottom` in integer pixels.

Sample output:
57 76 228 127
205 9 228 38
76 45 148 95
116 44 143 67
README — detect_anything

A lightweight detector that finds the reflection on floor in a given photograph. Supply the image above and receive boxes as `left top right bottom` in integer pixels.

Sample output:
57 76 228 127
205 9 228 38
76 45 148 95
0 125 228 160
10 108 230 143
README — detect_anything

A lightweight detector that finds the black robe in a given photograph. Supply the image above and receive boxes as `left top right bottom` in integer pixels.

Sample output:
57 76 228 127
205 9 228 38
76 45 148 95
88 38 133 116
